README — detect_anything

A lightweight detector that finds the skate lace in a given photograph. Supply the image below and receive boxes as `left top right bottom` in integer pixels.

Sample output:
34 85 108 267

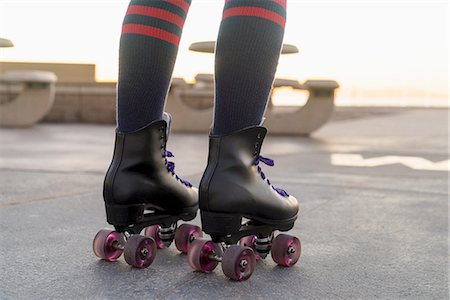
255 155 289 197
163 150 192 187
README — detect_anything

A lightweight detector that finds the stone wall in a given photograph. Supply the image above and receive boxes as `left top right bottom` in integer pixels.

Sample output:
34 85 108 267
0 62 96 83
44 82 116 124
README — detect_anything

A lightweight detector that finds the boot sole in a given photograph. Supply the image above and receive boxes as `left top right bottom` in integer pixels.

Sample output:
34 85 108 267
106 203 198 234
201 210 297 244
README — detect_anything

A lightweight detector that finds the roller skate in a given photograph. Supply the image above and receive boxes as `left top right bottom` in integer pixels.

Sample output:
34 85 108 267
187 126 300 281
93 113 202 268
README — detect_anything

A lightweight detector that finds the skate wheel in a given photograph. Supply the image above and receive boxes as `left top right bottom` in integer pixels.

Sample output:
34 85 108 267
271 234 301 267
174 224 203 254
124 235 157 268
239 235 262 261
92 229 123 261
187 239 219 273
222 245 256 281
144 225 166 249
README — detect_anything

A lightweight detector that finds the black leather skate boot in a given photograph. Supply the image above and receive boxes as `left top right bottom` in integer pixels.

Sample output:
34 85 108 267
93 115 202 268
187 126 301 281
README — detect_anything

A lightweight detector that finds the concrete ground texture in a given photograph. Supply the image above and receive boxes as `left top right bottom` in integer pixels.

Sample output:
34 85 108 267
0 108 448 299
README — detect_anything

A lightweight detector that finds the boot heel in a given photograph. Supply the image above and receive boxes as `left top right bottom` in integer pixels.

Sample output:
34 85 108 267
105 204 145 226
201 211 242 236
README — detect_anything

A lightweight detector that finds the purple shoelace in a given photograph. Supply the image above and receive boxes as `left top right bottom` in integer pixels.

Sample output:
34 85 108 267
163 150 192 187
255 155 289 197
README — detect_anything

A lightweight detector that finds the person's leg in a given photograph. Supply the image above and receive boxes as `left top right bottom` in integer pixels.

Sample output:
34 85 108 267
94 1 199 268
192 1 300 280
117 0 191 133
213 0 286 135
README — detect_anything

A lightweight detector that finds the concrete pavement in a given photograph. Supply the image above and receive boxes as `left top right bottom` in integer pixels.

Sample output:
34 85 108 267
0 108 448 299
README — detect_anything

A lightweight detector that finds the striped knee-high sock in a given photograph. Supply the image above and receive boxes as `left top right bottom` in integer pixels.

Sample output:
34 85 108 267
117 0 191 133
213 0 286 135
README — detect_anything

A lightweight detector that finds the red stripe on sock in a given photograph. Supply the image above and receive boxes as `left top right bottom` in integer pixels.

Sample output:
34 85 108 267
225 0 286 9
272 0 286 9
122 24 180 46
126 5 185 28
165 0 190 13
222 6 286 28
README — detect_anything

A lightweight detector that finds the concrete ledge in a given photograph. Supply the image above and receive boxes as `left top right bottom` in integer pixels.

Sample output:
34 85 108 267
0 70 58 127
166 77 339 135
0 70 57 83
44 82 116 124
3 78 339 136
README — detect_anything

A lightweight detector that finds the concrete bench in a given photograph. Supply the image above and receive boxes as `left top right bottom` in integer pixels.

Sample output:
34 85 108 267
189 41 299 55
266 80 339 135
0 37 14 48
0 70 58 127
165 75 339 135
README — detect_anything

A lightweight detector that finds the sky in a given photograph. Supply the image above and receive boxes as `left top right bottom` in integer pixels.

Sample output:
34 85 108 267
0 0 448 103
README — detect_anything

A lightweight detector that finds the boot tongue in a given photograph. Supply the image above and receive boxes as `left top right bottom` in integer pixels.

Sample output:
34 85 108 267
162 112 172 140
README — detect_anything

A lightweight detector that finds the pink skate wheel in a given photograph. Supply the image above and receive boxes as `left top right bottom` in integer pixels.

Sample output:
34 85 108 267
144 225 166 249
124 235 157 268
239 235 262 261
174 224 203 254
92 229 123 261
222 245 256 281
187 239 219 273
271 234 301 267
